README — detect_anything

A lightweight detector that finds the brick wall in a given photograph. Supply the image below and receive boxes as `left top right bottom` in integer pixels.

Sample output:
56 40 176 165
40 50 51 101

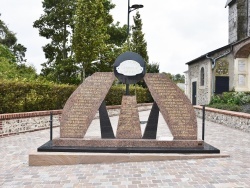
0 104 152 137
0 110 62 137
1 104 248 137
194 106 250 133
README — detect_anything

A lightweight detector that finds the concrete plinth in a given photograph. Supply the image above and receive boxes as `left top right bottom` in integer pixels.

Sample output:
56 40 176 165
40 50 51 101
29 151 229 166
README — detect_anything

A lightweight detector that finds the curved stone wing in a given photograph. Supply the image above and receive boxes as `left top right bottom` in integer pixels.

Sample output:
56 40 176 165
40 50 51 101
60 72 115 138
144 73 197 140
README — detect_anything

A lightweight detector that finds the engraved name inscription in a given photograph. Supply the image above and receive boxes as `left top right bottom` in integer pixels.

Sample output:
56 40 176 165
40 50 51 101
60 72 115 138
144 73 197 140
116 96 142 139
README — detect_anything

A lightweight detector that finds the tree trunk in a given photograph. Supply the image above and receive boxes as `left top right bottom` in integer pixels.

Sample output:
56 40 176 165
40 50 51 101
81 62 85 82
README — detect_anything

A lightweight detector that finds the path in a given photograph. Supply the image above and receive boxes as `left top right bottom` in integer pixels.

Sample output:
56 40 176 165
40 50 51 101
0 111 250 187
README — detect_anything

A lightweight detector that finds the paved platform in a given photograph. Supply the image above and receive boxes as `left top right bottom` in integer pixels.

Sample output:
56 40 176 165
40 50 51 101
1 110 250 187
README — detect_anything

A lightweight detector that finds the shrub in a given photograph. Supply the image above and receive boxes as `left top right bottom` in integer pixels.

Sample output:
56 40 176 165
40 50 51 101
105 84 153 105
0 81 153 113
210 92 250 106
0 79 76 113
209 94 224 104
208 91 250 112
229 92 247 105
208 103 242 112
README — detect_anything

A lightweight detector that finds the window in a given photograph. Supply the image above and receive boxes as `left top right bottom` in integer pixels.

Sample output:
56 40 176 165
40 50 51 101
200 67 205 86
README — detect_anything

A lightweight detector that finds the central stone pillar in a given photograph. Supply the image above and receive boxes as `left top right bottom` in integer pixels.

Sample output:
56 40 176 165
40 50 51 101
116 96 142 139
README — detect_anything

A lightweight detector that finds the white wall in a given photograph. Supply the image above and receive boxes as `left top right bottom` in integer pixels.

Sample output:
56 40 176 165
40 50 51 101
234 56 250 91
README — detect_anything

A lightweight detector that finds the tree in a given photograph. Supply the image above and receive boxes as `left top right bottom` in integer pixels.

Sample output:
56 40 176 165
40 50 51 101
131 11 149 64
163 72 173 80
72 0 109 81
173 74 185 83
78 3 127 76
0 14 27 64
33 0 79 84
147 62 160 73
0 43 16 63
0 44 37 80
163 72 185 83
107 22 127 46
0 16 35 80
93 22 127 74
34 0 127 84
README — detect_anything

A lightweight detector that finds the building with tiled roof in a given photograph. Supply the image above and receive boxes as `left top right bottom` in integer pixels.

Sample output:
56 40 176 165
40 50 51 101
185 0 250 105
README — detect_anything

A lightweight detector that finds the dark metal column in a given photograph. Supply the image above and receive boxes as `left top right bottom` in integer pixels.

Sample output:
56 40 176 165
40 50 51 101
126 0 130 95
202 105 205 141
126 84 130 95
99 101 115 138
142 102 160 139
50 112 53 141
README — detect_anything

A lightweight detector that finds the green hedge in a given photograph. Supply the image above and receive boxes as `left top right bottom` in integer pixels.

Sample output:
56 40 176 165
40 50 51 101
105 84 153 105
0 81 153 114
208 91 250 112
208 103 242 112
0 80 76 113
209 92 250 105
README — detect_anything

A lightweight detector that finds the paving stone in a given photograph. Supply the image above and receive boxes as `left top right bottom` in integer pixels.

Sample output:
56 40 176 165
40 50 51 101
0 111 250 187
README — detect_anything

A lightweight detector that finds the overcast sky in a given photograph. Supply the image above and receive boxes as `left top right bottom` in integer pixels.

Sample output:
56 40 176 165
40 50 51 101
0 0 228 74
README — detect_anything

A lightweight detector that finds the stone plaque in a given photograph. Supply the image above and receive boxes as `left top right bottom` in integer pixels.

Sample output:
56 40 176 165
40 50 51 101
60 72 115 138
116 96 142 139
238 74 246 86
144 73 197 140
238 60 246 72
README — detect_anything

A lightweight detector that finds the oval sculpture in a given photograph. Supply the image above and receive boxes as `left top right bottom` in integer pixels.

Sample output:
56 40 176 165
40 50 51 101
116 60 144 76
114 51 146 84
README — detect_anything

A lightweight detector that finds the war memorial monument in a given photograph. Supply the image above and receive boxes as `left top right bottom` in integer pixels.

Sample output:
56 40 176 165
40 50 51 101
29 52 223 166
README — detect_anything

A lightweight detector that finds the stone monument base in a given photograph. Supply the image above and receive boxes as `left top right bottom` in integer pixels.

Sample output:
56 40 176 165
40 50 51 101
30 145 228 166
52 138 204 148
37 140 219 154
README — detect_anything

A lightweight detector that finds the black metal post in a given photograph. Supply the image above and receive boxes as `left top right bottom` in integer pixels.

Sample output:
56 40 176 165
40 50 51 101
126 0 130 96
126 0 143 96
127 0 130 38
126 84 130 95
202 105 205 141
50 112 53 141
